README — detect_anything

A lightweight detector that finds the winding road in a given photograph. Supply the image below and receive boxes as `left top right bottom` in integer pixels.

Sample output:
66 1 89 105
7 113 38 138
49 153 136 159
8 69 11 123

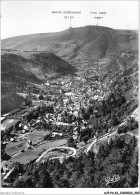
86 127 117 154
130 107 139 121
36 108 138 162
86 107 138 153
36 146 76 162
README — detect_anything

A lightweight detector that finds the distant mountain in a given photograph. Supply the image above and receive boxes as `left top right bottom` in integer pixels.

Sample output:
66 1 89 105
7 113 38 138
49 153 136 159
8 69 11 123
1 25 138 95
1 50 76 95
1 26 138 68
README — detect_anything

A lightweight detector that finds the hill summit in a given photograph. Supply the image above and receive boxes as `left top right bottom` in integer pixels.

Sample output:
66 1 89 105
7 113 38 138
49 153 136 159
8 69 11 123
1 25 138 94
2 26 138 62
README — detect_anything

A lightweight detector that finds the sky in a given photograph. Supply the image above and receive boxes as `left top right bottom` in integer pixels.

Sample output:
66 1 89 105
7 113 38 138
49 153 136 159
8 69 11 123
1 1 139 39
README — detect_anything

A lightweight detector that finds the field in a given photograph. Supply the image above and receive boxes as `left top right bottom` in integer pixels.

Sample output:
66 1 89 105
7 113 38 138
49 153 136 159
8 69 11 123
23 130 50 145
5 139 67 165
6 130 50 156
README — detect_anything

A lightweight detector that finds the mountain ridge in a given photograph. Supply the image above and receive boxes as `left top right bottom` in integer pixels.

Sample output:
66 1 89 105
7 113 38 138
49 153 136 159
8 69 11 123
1 25 138 41
1 25 138 95
1 50 77 96
2 26 138 65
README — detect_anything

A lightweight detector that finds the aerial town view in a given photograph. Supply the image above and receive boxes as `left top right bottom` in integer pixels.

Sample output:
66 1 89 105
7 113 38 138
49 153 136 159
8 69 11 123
1 0 139 192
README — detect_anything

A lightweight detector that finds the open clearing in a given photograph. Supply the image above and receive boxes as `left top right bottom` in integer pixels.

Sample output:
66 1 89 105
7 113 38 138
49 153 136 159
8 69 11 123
7 139 67 165
6 130 50 156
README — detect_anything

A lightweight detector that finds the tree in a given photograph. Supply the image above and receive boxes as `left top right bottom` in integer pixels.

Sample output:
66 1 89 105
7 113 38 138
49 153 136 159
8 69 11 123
38 169 54 188
13 178 26 188
32 167 40 187
97 144 108 160
76 174 94 188
57 176 69 188
10 162 24 182
67 136 75 147
129 165 138 187
82 135 89 144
